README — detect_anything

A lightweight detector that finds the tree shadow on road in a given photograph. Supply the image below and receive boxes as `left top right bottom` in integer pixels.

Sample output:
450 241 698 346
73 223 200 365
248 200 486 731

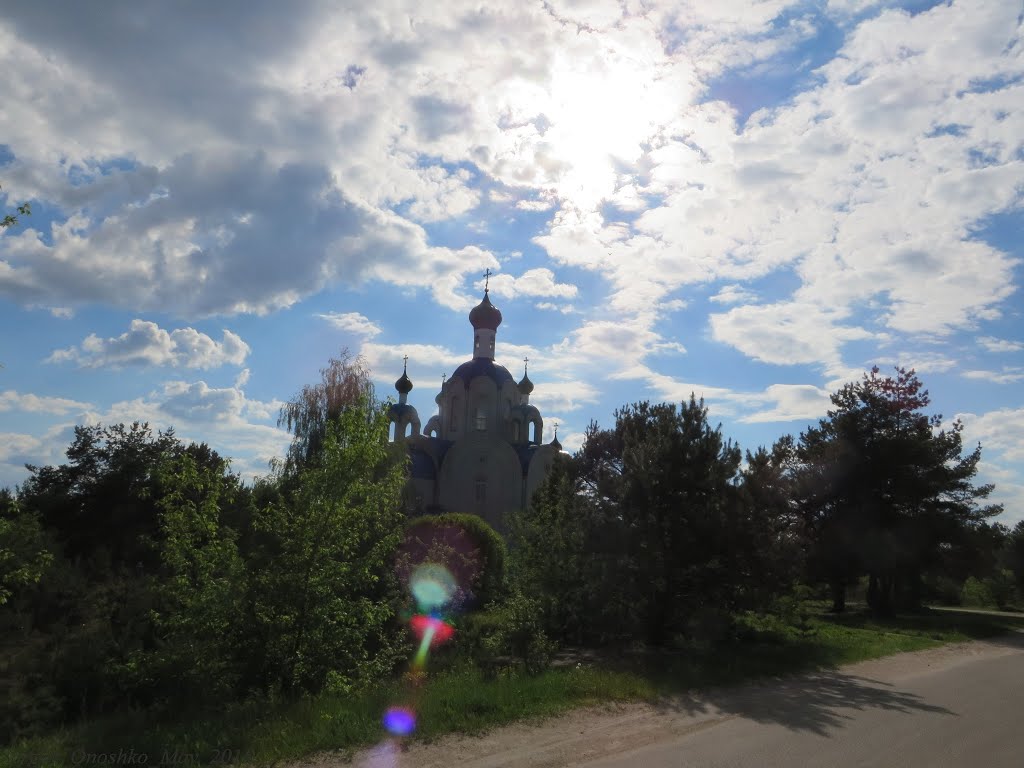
651 671 956 736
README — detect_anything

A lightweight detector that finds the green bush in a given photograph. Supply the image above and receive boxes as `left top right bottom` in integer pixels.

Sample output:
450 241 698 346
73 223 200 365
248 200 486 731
961 576 995 608
403 514 506 608
451 594 554 676
987 569 1018 610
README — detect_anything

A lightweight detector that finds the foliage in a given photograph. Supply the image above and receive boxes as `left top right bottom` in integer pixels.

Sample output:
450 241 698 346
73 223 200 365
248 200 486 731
249 396 408 695
511 397 791 648
0 490 52 606
508 454 589 643
797 367 1000 615
131 452 247 706
958 576 995 608
402 513 506 608
276 348 375 476
18 423 206 573
461 594 555 676
1 184 31 229
1002 520 1024 592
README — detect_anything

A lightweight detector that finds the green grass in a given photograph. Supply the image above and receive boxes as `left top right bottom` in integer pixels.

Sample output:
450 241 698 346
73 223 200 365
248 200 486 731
3 607 1021 768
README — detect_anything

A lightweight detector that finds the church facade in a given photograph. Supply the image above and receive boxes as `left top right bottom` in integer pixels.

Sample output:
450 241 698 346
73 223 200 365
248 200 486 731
387 284 561 535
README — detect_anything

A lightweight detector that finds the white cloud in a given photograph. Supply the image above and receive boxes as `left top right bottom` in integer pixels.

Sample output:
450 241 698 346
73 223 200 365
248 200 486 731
962 368 1024 385
317 312 382 339
535 301 576 313
47 320 249 369
739 384 833 424
958 407 1024 464
978 337 1024 354
873 352 957 375
0 390 92 415
482 268 577 300
0 432 45 464
710 302 874 367
529 379 601 413
709 284 758 305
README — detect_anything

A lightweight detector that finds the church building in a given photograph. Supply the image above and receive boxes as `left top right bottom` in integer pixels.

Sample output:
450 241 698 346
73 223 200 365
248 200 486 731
387 279 562 535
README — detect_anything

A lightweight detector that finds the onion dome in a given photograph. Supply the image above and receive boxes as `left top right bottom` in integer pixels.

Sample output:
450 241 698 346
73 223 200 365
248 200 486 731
518 361 534 395
551 424 562 452
394 358 413 395
469 289 502 331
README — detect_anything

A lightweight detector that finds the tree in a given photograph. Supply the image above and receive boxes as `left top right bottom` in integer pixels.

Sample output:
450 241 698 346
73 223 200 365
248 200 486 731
276 348 375 475
514 398 774 646
136 452 247 705
509 454 590 644
0 490 53 606
18 423 232 574
1002 520 1024 594
250 394 407 694
799 367 1000 614
738 436 806 605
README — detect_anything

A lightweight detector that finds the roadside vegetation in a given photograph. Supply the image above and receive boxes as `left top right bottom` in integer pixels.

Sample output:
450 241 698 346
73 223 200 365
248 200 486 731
2 354 1023 766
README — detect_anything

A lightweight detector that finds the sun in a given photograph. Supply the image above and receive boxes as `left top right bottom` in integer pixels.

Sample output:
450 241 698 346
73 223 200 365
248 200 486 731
534 37 696 211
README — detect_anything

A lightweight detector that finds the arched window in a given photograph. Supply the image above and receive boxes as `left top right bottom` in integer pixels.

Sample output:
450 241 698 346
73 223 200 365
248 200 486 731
389 421 396 442
475 408 486 431
405 422 413 437
528 421 536 444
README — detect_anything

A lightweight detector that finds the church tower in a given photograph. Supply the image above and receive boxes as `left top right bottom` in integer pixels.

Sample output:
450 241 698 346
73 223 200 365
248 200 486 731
390 271 562 534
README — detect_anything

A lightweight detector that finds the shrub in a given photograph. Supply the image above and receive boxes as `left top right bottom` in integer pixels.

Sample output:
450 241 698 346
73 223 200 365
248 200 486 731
986 569 1018 611
961 576 995 608
402 514 506 608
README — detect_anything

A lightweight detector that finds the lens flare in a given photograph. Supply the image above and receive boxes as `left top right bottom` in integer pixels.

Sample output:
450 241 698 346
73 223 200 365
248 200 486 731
382 706 417 736
409 563 456 611
409 614 455 646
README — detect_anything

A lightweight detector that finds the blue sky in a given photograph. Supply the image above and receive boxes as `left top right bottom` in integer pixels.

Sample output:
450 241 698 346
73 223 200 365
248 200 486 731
1 0 1022 522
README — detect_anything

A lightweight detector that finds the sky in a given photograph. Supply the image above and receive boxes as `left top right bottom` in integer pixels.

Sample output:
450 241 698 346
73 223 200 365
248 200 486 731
0 0 1022 523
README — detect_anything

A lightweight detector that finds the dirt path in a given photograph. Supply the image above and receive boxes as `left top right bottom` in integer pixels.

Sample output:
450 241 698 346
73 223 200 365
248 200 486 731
289 633 1024 768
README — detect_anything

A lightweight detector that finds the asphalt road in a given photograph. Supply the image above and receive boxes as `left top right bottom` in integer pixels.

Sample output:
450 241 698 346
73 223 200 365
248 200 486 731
584 633 1024 768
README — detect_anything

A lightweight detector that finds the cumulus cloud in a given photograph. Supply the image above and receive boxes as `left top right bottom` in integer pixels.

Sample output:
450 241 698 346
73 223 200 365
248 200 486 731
978 337 1024 354
962 368 1024 385
958 407 1024 464
710 303 875 368
739 384 833 424
535 301 576 313
483 268 577 301
47 320 250 369
0 432 46 465
709 284 758 305
529 379 601 413
317 312 383 339
0 390 92 415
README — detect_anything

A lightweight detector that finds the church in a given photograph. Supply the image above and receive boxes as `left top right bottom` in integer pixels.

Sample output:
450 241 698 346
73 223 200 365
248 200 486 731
386 278 562 535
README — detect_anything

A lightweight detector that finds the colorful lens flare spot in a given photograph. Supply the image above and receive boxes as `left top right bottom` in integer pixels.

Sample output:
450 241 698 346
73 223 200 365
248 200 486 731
382 706 417 736
409 614 455 646
409 563 456 611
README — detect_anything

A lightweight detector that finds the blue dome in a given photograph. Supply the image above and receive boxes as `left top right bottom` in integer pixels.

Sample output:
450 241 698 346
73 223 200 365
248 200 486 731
450 358 515 388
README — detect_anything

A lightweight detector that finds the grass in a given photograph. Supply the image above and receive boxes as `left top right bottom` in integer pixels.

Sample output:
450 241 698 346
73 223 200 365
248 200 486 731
3 607 1022 768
